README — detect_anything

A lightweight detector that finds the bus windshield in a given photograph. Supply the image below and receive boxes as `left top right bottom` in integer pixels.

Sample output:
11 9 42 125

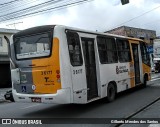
14 32 52 59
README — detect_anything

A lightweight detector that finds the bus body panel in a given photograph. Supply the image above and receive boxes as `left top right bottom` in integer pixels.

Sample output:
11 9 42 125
99 63 131 93
31 37 61 94
69 32 99 103
142 63 151 81
54 26 74 103
11 26 73 104
11 37 61 95
12 88 71 104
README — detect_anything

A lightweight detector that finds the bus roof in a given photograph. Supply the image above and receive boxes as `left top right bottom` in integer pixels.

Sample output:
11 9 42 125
14 24 144 42
56 25 144 42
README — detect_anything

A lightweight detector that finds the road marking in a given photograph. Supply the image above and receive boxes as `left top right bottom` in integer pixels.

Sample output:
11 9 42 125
21 104 40 109
148 124 160 127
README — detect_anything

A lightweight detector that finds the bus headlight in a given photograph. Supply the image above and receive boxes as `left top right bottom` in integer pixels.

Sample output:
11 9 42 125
11 68 20 85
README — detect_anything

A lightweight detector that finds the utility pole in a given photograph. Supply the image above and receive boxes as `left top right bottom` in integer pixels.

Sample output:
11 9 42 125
6 22 23 29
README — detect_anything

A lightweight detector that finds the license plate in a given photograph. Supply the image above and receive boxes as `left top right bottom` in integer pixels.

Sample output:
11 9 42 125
31 97 41 103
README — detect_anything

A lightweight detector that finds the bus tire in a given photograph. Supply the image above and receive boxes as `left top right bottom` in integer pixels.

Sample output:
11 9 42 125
107 83 116 102
143 75 148 88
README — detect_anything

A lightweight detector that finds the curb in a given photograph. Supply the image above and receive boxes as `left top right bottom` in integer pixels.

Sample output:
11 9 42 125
0 95 5 100
0 98 11 103
0 99 6 103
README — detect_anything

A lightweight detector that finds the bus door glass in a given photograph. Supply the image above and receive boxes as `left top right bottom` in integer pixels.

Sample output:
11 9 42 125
131 43 141 84
66 31 87 102
81 37 98 100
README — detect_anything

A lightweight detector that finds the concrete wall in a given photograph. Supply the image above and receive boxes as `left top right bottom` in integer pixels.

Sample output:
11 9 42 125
106 26 156 45
0 30 19 88
106 26 126 36
124 26 156 45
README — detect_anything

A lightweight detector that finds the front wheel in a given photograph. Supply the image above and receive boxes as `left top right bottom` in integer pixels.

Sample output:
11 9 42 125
107 83 116 102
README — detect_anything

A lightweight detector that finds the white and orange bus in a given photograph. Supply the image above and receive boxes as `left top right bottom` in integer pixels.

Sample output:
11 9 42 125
9 25 151 104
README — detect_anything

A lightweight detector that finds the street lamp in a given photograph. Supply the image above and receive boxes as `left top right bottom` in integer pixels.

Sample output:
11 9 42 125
121 0 129 5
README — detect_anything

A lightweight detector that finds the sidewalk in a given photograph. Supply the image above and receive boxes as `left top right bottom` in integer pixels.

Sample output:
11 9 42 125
147 73 160 85
151 72 160 79
0 88 11 102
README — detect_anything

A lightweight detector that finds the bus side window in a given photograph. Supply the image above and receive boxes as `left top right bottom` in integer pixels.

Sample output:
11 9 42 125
140 42 150 66
105 37 118 63
97 37 107 63
117 39 131 63
66 31 83 66
97 36 118 64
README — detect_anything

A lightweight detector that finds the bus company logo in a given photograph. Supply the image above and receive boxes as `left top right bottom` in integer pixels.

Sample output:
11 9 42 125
116 66 128 74
2 119 11 124
32 85 36 90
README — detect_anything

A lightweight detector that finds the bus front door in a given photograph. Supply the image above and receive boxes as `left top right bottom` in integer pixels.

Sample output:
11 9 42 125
131 43 141 84
81 37 98 100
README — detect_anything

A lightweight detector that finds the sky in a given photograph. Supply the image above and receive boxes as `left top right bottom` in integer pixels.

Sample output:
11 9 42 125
0 0 160 36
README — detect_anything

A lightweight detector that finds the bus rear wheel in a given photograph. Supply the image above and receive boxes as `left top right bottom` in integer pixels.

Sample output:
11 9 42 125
143 75 148 88
107 83 116 102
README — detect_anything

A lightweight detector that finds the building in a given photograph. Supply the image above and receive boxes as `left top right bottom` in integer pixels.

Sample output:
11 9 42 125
0 28 19 88
106 26 156 45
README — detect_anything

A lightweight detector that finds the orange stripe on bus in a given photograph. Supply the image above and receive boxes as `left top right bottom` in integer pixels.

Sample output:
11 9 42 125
32 37 61 94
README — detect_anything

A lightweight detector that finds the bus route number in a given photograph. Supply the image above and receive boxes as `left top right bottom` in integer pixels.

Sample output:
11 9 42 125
41 70 52 75
73 69 82 75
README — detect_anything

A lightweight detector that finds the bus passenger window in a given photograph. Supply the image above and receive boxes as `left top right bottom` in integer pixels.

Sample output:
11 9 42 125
106 38 118 63
117 39 131 62
97 36 118 64
97 37 107 63
140 42 150 66
66 31 83 66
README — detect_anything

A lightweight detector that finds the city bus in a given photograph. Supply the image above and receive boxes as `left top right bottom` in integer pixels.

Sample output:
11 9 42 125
8 25 151 104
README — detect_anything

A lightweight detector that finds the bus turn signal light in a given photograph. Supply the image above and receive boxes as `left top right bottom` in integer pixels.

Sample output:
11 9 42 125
56 75 60 79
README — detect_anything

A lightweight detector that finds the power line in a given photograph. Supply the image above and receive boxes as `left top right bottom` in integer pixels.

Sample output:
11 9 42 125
0 1 36 17
0 0 48 13
6 21 23 29
0 0 65 22
0 0 61 17
107 4 160 31
0 0 22 6
0 0 72 18
0 0 94 23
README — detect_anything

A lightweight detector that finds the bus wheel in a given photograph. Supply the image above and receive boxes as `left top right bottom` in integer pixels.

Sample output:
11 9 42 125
143 75 148 88
107 83 116 102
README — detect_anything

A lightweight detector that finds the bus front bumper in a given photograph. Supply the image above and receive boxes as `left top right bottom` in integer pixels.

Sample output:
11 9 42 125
12 88 71 104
